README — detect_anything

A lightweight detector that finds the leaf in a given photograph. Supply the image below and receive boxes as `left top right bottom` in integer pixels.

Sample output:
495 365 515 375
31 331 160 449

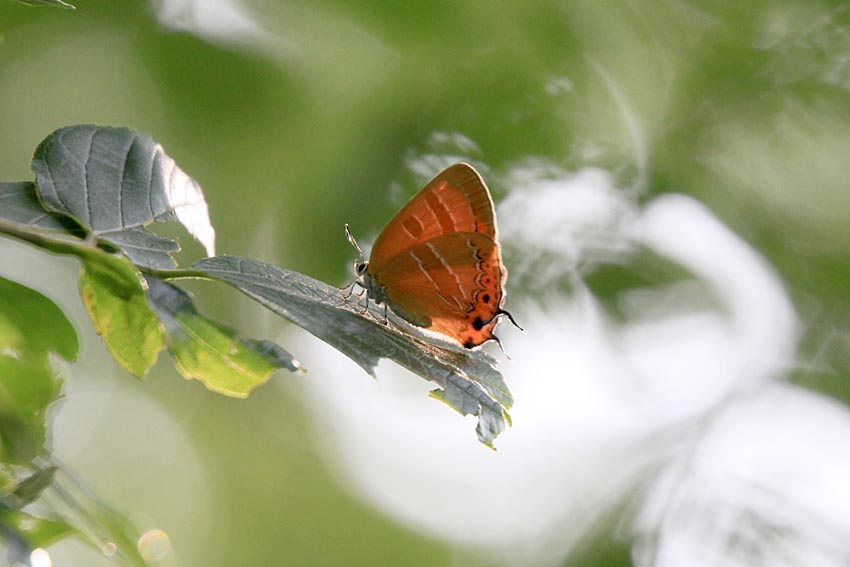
0 508 76 550
11 467 57 507
144 277 302 398
0 277 76 464
99 227 180 271
0 181 79 233
0 358 59 463
15 0 76 8
192 256 513 447
31 125 215 268
0 275 78 362
79 254 165 378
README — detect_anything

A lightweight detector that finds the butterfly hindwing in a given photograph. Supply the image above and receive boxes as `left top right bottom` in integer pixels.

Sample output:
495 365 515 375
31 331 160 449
374 232 506 347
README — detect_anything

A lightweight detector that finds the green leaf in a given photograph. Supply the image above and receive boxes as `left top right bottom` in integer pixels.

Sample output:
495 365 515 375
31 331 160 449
0 278 76 464
11 466 57 507
0 275 78 362
79 254 165 378
31 125 215 268
144 277 302 398
192 256 513 447
0 359 58 464
15 0 76 8
0 508 76 549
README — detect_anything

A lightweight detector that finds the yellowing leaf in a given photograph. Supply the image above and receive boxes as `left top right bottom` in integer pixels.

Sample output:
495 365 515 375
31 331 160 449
79 254 165 378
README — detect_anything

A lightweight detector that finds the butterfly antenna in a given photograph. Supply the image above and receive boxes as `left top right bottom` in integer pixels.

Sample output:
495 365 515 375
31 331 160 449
498 309 525 333
345 223 364 260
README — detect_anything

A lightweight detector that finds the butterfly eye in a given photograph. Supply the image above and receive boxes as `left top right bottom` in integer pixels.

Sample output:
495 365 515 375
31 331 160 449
356 262 368 274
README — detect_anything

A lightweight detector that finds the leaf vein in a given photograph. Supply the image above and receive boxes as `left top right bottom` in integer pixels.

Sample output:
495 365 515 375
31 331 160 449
83 127 97 227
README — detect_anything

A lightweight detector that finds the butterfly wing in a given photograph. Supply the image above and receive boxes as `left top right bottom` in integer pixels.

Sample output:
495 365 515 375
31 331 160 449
368 163 497 270
373 232 507 348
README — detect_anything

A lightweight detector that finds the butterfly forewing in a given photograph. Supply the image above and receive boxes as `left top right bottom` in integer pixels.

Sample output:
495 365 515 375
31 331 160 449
368 163 497 270
375 232 506 347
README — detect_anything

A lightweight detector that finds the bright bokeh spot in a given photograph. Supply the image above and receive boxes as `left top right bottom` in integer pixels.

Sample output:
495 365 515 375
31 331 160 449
30 548 51 567
138 529 172 561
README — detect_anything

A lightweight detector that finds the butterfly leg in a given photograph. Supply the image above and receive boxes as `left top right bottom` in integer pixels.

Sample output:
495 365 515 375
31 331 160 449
339 280 357 300
356 288 372 316
338 281 367 310
490 333 512 360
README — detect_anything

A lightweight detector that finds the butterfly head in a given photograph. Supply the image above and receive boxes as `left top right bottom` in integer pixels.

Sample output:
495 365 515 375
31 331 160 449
345 224 383 301
353 258 371 288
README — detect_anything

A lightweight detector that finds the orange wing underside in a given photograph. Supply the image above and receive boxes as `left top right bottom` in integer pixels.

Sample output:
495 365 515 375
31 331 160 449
375 232 507 348
369 163 497 268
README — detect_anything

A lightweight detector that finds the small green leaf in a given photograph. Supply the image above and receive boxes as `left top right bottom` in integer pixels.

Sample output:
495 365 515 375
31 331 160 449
31 125 216 268
0 278 75 463
0 359 57 464
11 466 57 507
0 275 78 361
145 277 301 398
0 509 76 549
192 255 512 446
79 254 165 378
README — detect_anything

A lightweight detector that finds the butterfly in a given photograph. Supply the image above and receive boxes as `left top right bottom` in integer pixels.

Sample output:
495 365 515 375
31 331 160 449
345 162 519 349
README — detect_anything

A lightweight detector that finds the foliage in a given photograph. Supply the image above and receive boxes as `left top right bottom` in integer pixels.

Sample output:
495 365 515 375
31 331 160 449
0 124 515 562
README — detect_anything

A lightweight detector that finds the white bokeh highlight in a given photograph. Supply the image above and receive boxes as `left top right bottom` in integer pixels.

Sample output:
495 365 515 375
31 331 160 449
633 385 850 567
150 0 270 48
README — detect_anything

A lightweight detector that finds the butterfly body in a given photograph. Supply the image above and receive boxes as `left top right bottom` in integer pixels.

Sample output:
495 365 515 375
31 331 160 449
350 163 515 348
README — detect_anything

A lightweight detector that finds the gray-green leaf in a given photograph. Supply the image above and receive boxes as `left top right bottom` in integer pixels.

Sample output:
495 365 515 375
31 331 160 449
100 227 180 270
0 181 77 233
10 466 57 507
192 255 512 447
31 125 215 268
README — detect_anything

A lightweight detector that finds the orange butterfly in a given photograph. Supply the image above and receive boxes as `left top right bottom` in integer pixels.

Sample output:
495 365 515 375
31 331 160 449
346 163 519 348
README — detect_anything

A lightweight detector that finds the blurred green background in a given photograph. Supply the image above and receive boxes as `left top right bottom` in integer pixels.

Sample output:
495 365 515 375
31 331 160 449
2 0 850 565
